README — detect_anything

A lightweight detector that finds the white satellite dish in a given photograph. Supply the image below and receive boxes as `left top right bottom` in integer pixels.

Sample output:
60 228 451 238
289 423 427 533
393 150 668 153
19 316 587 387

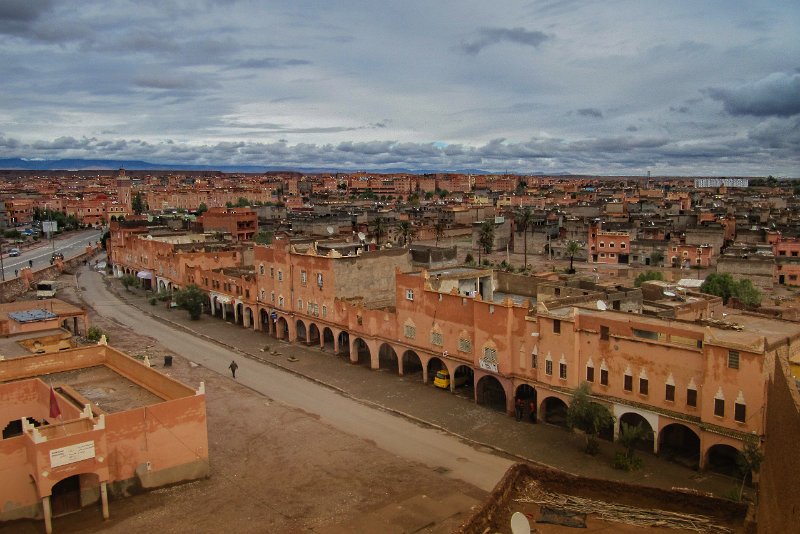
663 291 676 297
510 511 531 534
326 226 334 235
357 232 366 241
596 300 607 311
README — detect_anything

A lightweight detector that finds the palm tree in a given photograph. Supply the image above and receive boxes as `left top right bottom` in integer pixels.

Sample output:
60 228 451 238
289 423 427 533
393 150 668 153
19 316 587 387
565 240 580 273
515 207 533 270
434 218 446 245
477 219 495 265
371 217 387 247
397 221 416 247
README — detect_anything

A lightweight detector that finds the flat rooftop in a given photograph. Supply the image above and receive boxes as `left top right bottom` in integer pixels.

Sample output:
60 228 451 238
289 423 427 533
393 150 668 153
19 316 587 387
0 328 70 358
45 365 164 413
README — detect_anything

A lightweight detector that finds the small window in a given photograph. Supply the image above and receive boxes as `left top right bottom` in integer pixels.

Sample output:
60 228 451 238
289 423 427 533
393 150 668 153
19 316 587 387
553 319 561 334
301 270 307 284
665 384 675 402
600 326 609 340
559 362 567 380
259 265 265 275
620 243 626 249
545 360 553 376
277 271 283 281
404 324 416 339
728 350 740 369
531 353 537 368
298 299 303 309
714 398 725 417
322 305 327 317
431 332 443 346
609 242 615 248
600 369 608 386
624 375 633 391
734 402 746 423
459 338 472 353
639 378 649 395
278 296 284 307
270 267 274 278
317 273 323 288
687 388 697 407
586 366 594 382
406 289 414 301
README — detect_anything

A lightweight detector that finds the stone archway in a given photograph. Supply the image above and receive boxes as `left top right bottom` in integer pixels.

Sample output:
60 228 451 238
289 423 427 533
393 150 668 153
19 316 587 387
276 317 289 340
378 343 399 373
322 327 335 352
296 320 307 342
308 323 321 345
401 350 423 380
244 307 254 329
338 331 350 358
476 374 507 412
426 356 446 385
705 444 741 476
259 309 271 335
540 396 569 426
451 364 474 396
515 384 538 423
352 337 372 367
50 472 101 517
619 412 655 453
659 423 701 469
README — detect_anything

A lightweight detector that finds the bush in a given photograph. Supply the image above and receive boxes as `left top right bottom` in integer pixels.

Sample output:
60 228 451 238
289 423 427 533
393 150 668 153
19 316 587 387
612 452 642 471
86 326 108 343
149 297 157 305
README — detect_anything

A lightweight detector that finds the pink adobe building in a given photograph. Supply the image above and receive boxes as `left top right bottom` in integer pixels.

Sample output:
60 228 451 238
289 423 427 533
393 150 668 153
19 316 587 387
0 344 209 533
107 227 800 475
588 223 631 264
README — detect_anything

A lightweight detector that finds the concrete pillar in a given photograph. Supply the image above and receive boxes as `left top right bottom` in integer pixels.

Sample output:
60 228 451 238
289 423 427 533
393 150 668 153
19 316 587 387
333 331 340 355
101 481 109 520
221 304 227 321
43 496 52 534
397 349 404 376
652 430 659 454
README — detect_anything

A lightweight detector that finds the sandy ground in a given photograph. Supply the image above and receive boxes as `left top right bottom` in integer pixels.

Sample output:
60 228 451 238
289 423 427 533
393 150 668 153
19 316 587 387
1 273 486 534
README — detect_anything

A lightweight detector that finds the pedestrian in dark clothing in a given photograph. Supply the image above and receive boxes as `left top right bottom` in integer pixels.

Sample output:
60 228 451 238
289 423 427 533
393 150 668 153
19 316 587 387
229 360 239 379
514 397 523 421
28 259 33 269
529 400 537 423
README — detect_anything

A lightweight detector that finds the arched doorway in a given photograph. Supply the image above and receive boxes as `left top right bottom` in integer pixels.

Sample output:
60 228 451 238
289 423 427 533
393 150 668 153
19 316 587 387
308 323 321 345
541 396 568 426
659 424 700 469
260 309 271 334
338 332 350 358
401 350 423 380
619 413 655 453
452 365 474 397
353 337 371 367
476 375 507 412
50 473 101 517
427 357 446 382
705 444 741 476
276 317 289 340
244 307 254 329
515 384 538 423
295 320 307 342
322 328 335 351
378 343 398 373
235 303 244 326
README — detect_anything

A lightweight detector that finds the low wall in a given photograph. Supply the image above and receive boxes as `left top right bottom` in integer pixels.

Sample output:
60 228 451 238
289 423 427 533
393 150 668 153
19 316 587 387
0 246 101 303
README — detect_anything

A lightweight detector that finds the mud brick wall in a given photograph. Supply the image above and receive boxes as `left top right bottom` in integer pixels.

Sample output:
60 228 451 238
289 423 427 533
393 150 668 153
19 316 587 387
0 249 99 303
756 354 800 533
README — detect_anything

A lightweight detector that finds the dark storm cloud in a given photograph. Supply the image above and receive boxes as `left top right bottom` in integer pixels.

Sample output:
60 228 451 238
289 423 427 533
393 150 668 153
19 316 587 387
0 0 53 23
577 108 603 118
706 72 800 117
460 27 550 55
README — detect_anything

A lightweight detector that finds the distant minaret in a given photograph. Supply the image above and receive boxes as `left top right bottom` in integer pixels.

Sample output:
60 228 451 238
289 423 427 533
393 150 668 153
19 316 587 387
116 168 132 212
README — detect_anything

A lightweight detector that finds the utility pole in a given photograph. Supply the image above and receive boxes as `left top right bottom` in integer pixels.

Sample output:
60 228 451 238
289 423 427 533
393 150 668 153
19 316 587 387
0 242 4 281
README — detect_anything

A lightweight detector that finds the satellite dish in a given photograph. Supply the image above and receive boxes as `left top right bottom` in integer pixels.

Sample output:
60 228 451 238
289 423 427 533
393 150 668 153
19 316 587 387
357 232 366 241
663 291 676 297
596 300 607 311
326 226 335 235
510 511 531 534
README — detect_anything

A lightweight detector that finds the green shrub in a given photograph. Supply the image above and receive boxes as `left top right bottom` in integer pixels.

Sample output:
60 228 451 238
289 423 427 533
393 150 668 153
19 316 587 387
612 452 642 471
149 297 157 305
86 326 108 343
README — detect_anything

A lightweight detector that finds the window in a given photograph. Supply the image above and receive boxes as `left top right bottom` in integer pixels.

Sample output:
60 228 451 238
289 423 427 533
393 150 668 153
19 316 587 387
545 360 553 375
406 289 414 301
600 326 609 340
586 365 594 382
599 241 605 248
714 398 725 417
298 299 303 309
609 242 615 248
459 338 472 353
559 362 567 380
600 369 608 386
259 290 265 301
639 378 649 395
259 265 265 275
728 350 740 369
553 319 561 334
317 273 323 288
278 296 284 307
734 402 746 423
322 305 327 317
531 352 537 368
431 332 443 346
624 374 633 391
687 388 697 407
270 267 274 278
277 270 283 281
404 324 416 339
665 384 675 402
301 270 307 284
271 292 275 303
620 243 626 249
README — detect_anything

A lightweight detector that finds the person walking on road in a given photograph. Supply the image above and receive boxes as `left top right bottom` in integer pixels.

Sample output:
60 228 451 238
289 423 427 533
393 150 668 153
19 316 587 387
229 360 239 379
28 259 33 269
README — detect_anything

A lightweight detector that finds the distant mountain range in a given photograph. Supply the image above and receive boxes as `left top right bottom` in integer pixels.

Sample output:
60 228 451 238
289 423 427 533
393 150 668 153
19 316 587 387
0 158 502 175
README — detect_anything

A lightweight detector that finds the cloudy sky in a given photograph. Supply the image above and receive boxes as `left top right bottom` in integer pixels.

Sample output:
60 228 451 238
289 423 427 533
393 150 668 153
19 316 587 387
0 0 798 175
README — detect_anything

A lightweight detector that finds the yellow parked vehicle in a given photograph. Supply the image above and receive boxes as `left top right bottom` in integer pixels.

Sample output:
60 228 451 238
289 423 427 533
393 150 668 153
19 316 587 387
433 368 468 389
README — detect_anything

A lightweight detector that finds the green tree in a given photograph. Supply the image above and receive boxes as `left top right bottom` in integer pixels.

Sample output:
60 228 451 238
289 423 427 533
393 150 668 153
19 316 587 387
614 422 650 471
120 274 138 292
371 217 387 247
515 207 533 269
424 191 434 200
253 231 273 245
174 284 206 320
434 218 446 245
701 273 761 307
236 197 250 207
567 382 615 455
197 202 208 215
649 250 665 267
132 192 147 215
737 434 764 501
225 201 234 208
397 221 416 247
565 240 581 274
477 219 495 265
438 189 449 199
735 279 762 307
634 270 665 287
